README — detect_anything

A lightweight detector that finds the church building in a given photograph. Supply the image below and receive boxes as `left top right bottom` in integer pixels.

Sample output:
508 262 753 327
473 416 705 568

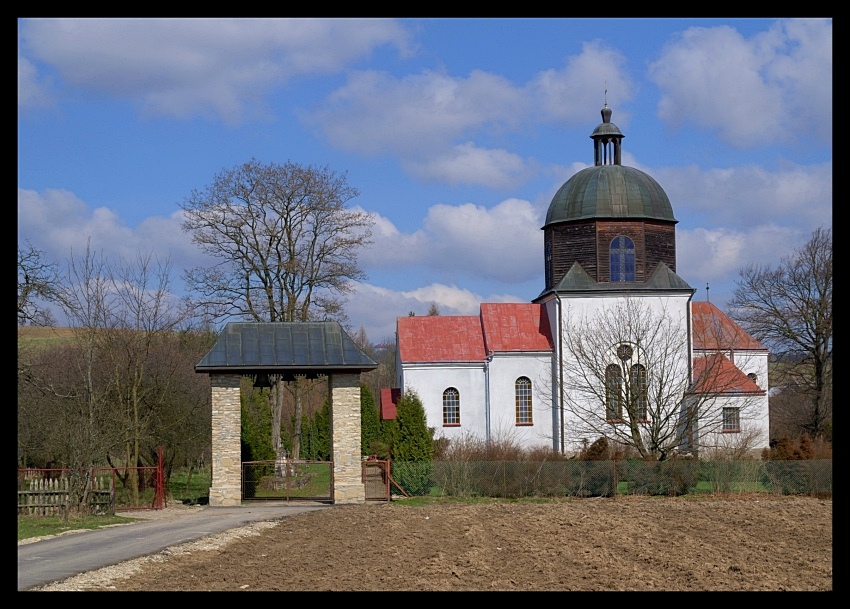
393 106 769 458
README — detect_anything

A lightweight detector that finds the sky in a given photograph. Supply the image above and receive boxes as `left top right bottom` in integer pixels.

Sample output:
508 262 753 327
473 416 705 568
18 17 832 342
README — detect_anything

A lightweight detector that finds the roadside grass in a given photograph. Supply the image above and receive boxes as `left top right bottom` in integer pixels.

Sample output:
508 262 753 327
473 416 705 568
18 467 213 542
18 513 139 542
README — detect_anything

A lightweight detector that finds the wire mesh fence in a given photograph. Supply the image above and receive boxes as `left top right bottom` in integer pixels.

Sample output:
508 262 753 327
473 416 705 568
390 459 832 498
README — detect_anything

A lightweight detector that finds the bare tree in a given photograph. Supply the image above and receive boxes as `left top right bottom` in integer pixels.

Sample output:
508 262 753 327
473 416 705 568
99 252 188 501
44 242 122 515
728 226 832 439
179 158 374 458
353 328 397 410
142 329 214 487
557 297 764 460
18 240 61 326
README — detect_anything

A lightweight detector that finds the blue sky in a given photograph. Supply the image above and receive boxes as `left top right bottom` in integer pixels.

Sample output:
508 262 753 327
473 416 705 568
18 18 832 341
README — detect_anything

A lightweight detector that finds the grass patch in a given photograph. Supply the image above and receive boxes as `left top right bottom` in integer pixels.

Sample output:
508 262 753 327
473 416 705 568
17 326 77 351
692 480 768 493
18 513 139 542
167 467 212 505
251 463 332 499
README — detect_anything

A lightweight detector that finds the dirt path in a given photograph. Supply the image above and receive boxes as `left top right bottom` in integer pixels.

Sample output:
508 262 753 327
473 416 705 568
34 495 831 591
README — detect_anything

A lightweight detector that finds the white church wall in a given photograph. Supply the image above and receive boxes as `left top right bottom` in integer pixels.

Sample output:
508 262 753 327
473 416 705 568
690 393 770 457
400 353 555 450
692 350 770 455
727 351 769 393
556 293 694 455
401 363 487 444
485 352 554 450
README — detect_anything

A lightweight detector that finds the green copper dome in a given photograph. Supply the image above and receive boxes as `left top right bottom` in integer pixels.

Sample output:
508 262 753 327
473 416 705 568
544 164 676 225
544 104 677 227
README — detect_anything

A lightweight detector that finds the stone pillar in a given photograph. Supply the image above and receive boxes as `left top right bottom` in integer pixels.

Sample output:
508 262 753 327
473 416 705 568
209 374 242 506
330 373 365 504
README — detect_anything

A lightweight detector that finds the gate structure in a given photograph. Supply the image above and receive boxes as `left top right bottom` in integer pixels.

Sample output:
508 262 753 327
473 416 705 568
195 322 378 506
362 459 408 500
363 459 390 501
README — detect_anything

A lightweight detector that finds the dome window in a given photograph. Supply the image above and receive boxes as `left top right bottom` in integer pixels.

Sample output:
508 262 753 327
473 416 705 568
610 235 635 282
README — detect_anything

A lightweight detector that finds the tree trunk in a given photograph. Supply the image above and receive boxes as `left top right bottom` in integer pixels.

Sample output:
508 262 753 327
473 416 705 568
271 380 283 455
292 378 303 459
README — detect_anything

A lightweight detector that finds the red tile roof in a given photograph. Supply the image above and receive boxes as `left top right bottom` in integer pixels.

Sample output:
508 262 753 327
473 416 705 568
691 353 765 395
397 303 553 364
692 301 765 351
480 303 554 352
397 315 486 363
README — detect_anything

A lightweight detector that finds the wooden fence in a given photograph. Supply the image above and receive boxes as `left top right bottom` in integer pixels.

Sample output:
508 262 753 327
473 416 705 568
18 448 166 515
17 474 114 516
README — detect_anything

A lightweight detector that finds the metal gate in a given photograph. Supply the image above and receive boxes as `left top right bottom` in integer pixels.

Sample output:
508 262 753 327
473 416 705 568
363 459 390 501
242 460 333 502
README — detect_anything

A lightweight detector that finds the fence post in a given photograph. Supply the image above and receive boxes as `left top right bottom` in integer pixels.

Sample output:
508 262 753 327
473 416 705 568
612 460 617 500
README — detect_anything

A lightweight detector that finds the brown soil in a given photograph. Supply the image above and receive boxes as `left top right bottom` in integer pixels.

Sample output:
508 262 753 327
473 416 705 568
70 495 831 591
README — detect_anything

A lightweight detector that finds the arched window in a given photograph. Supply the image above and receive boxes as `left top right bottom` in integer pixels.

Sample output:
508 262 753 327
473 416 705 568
630 364 648 421
610 235 635 282
442 388 460 426
515 377 533 425
605 365 622 421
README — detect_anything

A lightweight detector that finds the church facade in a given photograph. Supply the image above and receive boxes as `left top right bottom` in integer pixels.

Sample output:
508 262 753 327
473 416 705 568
394 106 769 457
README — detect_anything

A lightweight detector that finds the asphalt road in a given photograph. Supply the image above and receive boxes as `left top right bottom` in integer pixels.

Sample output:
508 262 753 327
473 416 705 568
18 502 332 591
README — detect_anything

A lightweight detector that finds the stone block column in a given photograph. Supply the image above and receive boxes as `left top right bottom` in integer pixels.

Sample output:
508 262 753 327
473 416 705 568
330 373 365 504
209 374 242 506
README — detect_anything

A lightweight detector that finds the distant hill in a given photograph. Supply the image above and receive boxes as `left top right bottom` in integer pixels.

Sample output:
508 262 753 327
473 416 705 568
18 326 76 348
18 326 76 338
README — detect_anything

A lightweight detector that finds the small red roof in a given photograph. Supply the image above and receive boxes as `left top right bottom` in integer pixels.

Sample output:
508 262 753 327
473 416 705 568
692 301 765 351
691 353 765 395
379 388 399 420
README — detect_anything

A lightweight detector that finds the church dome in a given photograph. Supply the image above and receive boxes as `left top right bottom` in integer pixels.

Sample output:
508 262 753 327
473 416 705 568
545 164 675 225
544 104 676 227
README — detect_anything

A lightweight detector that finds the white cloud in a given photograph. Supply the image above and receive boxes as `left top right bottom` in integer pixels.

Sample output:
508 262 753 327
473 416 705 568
655 161 832 229
308 68 528 156
18 18 411 123
405 143 535 189
307 40 635 188
423 199 541 282
400 283 488 314
17 56 54 110
345 281 527 340
649 18 832 147
360 198 541 284
676 224 810 307
530 39 634 124
17 187 205 273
